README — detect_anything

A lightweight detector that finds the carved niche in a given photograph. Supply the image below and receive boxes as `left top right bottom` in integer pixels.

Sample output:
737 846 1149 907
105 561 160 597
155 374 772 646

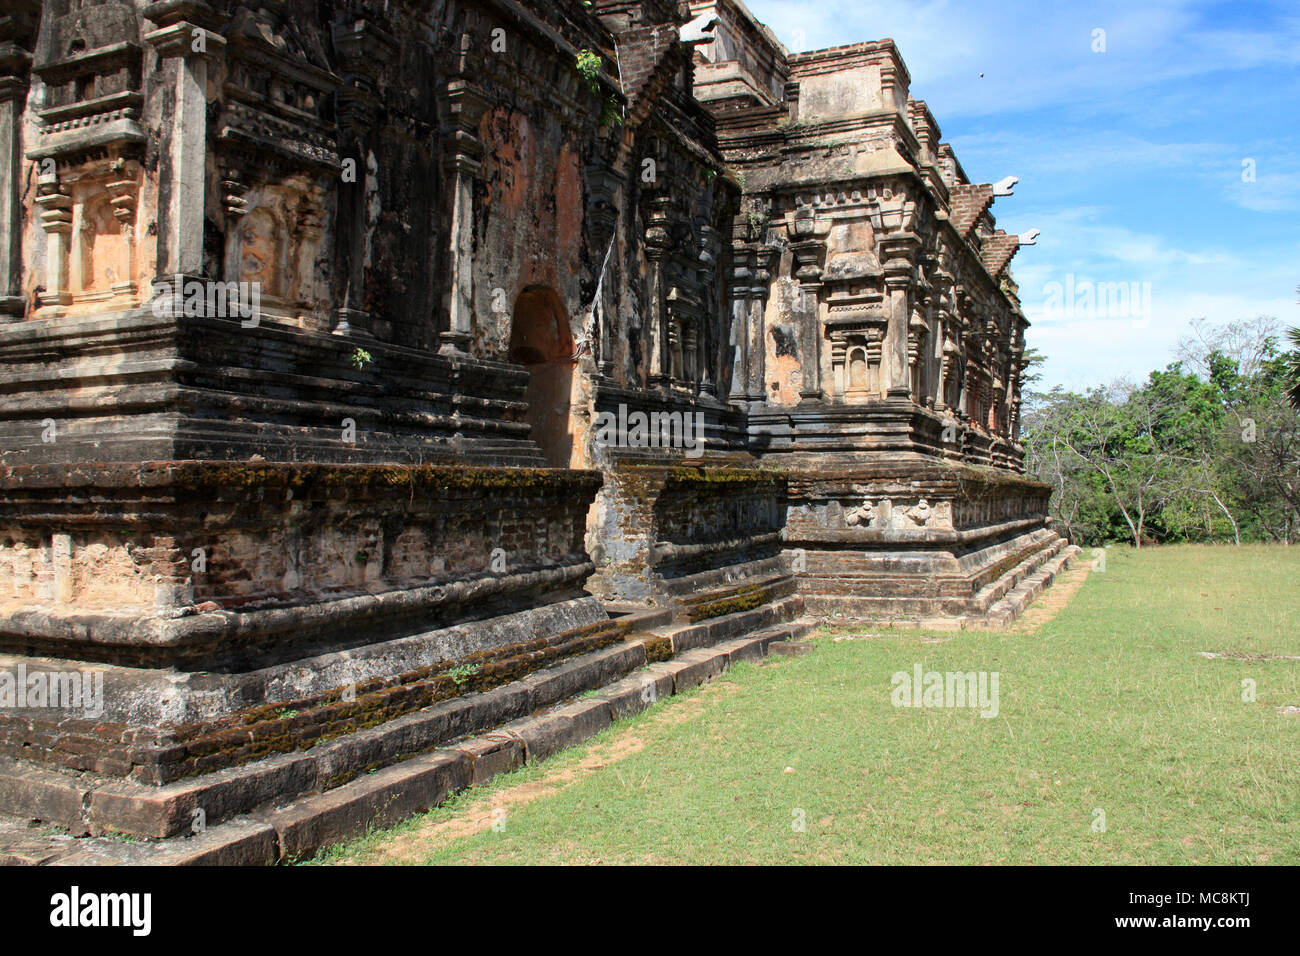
213 1 341 330
825 292 888 401
28 0 146 317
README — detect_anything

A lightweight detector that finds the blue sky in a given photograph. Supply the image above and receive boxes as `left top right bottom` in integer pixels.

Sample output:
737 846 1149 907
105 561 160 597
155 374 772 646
743 0 1300 390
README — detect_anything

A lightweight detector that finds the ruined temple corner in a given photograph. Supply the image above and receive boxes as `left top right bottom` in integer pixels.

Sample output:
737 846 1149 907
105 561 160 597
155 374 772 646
0 0 1079 858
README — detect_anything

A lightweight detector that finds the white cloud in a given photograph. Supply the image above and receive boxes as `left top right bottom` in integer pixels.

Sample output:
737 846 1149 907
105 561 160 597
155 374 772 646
745 0 1300 119
1032 289 1299 391
1010 213 1300 388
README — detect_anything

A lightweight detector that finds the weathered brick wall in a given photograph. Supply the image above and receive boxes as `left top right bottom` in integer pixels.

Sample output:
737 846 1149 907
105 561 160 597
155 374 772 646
0 617 628 783
586 455 787 600
0 462 601 667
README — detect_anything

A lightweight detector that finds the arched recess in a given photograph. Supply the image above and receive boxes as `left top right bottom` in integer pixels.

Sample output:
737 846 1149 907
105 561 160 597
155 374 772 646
508 286 576 468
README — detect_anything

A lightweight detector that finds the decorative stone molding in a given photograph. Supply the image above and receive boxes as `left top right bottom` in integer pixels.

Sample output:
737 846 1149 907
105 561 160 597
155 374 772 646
439 64 489 356
0 1 39 319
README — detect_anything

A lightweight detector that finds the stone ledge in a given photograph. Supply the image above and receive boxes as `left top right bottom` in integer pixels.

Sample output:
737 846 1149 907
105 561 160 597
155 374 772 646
149 819 279 867
0 584 809 840
252 751 472 863
801 531 1069 624
0 613 818 864
0 602 625 783
0 641 649 839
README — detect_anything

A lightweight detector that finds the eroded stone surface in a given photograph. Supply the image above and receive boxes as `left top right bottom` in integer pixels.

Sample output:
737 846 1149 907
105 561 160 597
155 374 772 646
0 0 1064 843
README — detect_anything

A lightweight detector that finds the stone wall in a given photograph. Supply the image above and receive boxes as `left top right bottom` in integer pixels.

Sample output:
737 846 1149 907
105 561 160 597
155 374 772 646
0 0 1072 839
0 461 600 668
585 452 787 606
782 459 1055 620
693 0 1032 468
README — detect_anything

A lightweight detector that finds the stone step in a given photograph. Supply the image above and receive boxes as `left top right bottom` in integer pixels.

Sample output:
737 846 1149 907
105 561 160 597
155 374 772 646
0 589 811 845
0 614 825 865
675 571 799 623
602 602 676 630
966 535 1068 611
808 536 1075 630
0 640 646 841
656 553 789 599
976 544 1082 628
648 594 807 653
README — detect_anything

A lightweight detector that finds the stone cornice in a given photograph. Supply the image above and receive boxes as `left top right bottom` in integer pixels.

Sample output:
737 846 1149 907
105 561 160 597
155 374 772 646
143 23 226 61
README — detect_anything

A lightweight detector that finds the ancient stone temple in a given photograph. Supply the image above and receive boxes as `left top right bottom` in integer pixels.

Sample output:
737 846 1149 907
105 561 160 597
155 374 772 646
0 0 1076 861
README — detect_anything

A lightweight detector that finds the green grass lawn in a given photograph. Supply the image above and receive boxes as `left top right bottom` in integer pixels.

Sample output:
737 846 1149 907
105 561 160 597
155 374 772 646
313 544 1300 865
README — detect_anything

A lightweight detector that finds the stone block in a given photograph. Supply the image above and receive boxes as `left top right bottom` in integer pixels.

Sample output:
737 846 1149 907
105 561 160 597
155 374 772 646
257 750 471 862
149 818 279 866
593 671 674 718
454 734 525 786
0 761 91 834
768 640 815 657
654 649 728 694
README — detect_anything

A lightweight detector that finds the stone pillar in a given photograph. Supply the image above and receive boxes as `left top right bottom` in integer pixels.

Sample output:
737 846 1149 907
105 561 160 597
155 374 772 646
697 223 720 396
1009 367 1024 441
104 165 139 299
34 167 71 315
332 19 396 340
1007 335 1025 441
292 186 327 328
438 65 487 356
879 235 920 399
938 334 959 412
585 163 625 377
908 306 929 403
144 9 226 281
793 276 823 400
727 241 753 403
667 308 685 386
748 243 775 403
991 370 1004 432
790 208 827 401
218 164 248 283
645 195 672 387
0 17 35 321
683 321 698 389
929 272 954 408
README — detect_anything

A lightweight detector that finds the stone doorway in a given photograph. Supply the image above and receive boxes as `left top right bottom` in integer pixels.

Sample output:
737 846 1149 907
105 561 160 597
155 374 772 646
508 286 576 468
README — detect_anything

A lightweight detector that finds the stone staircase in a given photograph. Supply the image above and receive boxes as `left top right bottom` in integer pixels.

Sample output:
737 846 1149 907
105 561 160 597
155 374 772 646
974 540 1083 628
812 535 1082 630
0 591 817 866
0 535 1085 864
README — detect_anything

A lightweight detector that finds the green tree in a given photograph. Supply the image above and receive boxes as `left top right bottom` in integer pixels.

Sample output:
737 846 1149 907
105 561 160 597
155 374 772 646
1025 317 1300 547
1286 325 1300 411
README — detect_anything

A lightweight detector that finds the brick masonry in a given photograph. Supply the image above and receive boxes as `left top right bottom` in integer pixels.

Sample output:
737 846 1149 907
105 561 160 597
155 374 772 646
0 0 1071 847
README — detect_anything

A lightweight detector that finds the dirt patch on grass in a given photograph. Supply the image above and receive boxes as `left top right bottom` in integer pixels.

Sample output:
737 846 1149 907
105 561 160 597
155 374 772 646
332 679 739 865
1007 559 1094 633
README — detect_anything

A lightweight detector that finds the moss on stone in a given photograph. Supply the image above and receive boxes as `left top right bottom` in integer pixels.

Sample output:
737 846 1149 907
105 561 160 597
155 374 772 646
685 584 770 623
162 618 631 782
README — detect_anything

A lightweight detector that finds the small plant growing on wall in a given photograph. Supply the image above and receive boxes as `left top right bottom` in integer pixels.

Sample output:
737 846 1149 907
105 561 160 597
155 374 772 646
351 347 373 370
447 663 480 687
577 49 623 126
576 49 602 92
